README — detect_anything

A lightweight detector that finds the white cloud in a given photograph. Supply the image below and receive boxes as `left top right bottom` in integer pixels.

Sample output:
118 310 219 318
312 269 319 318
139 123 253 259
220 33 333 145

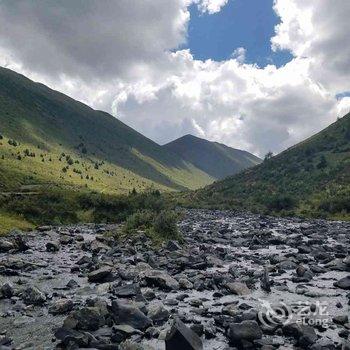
194 0 229 14
0 0 349 158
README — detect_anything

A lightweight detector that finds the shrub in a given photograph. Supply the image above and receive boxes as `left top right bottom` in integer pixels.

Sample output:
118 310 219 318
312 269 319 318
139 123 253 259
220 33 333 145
266 194 296 211
152 210 180 240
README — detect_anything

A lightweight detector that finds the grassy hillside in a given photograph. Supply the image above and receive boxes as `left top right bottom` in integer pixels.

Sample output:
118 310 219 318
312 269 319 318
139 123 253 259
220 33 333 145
186 113 350 219
0 67 214 194
164 134 261 180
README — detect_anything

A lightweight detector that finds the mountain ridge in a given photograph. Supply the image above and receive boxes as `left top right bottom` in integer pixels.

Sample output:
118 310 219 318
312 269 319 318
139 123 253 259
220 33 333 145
164 133 261 180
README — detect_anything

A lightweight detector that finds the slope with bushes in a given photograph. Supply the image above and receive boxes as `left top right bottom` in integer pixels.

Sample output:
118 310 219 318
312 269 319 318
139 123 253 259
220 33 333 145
164 134 261 180
0 67 213 193
187 113 350 219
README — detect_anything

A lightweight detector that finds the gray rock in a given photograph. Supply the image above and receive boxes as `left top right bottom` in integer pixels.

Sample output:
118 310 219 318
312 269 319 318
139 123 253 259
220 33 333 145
0 282 14 298
334 276 350 290
226 282 251 295
88 266 112 283
228 320 263 344
166 240 181 251
110 300 152 330
46 241 60 252
21 286 46 305
65 306 104 331
112 283 142 298
49 299 74 315
141 269 179 291
165 317 203 350
0 240 14 252
147 303 169 324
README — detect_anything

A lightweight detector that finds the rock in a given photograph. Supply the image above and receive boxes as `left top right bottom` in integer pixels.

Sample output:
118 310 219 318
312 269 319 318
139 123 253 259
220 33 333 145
147 303 170 324
260 266 271 292
65 307 104 331
49 299 74 315
112 283 142 298
88 266 113 283
166 240 181 251
46 241 60 252
165 317 203 350
21 286 46 305
0 282 14 298
142 269 179 291
334 276 350 290
66 279 79 289
0 240 15 252
110 300 152 330
179 278 193 290
11 233 29 251
226 282 251 295
54 327 90 347
344 256 350 267
333 315 348 325
228 320 263 344
113 324 142 342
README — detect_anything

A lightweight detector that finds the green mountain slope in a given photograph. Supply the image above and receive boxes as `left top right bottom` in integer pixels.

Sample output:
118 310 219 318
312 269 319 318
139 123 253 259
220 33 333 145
164 134 261 180
0 67 214 193
189 113 350 219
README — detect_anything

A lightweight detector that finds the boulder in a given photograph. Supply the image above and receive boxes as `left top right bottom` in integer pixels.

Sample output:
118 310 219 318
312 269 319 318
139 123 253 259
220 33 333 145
0 282 14 299
65 307 104 331
112 283 142 298
334 276 350 290
226 282 251 295
166 240 181 251
0 240 15 252
147 303 169 324
110 300 152 330
49 299 74 315
46 241 60 252
165 318 203 350
228 320 263 344
88 266 113 283
21 286 46 305
141 269 179 291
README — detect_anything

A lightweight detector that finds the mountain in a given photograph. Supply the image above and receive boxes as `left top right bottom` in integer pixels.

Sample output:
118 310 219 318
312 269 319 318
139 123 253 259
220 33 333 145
0 67 215 193
189 113 350 219
164 134 261 180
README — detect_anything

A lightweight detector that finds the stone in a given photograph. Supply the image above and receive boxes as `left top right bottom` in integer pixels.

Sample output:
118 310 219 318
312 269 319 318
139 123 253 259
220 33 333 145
147 303 170 324
49 299 74 315
165 318 203 350
112 283 142 298
228 320 263 344
110 300 152 330
226 282 251 295
166 240 181 251
46 241 60 252
0 282 14 298
65 307 104 331
21 286 46 305
141 269 179 291
88 266 113 283
0 240 15 252
334 276 350 290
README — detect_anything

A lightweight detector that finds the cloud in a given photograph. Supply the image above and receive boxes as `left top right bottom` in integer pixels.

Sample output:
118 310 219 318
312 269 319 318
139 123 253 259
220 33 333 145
194 0 229 14
0 0 349 158
272 0 350 93
0 0 189 81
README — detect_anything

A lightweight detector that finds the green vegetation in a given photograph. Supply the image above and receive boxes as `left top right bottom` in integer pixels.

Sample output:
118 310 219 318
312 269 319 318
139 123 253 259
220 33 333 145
0 67 213 195
123 209 181 243
183 113 350 220
164 134 261 180
0 187 181 242
0 211 33 236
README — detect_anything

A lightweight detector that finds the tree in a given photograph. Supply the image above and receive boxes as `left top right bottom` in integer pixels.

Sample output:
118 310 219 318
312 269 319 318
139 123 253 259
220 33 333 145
264 151 273 161
317 155 327 169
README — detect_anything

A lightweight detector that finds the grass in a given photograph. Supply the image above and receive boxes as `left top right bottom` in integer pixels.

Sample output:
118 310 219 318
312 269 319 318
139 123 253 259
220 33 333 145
0 211 34 235
182 113 350 220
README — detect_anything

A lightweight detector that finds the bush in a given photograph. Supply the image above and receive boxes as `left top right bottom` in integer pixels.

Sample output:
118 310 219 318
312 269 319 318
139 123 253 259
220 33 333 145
266 194 296 211
152 210 180 240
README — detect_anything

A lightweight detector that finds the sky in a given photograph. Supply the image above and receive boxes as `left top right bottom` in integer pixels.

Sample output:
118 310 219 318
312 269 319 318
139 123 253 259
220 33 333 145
0 0 349 157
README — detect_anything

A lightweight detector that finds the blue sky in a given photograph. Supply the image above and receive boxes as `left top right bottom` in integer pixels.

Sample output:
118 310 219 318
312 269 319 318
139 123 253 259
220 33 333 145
186 0 293 67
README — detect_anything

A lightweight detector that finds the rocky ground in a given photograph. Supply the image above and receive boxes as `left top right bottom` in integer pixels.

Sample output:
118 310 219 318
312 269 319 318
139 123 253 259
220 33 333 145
0 209 349 350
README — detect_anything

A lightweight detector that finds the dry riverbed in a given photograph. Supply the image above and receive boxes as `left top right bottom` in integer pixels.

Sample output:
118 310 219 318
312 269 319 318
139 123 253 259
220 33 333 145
0 209 349 349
